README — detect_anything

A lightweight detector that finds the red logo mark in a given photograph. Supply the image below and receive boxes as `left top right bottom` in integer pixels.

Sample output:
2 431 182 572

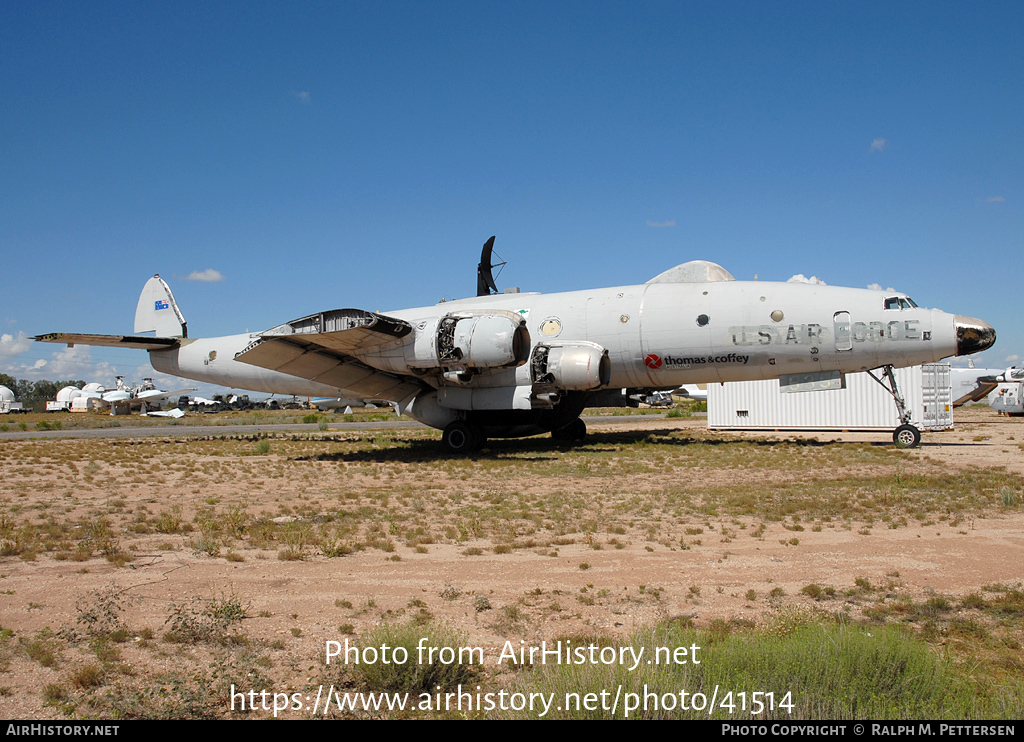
644 354 663 370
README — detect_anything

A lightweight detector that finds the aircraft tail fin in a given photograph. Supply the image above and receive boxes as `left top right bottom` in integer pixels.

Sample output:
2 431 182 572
134 275 188 338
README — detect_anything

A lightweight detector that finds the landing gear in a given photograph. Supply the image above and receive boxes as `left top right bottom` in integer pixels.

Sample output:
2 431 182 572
867 365 922 449
551 418 587 442
893 424 922 449
441 421 486 454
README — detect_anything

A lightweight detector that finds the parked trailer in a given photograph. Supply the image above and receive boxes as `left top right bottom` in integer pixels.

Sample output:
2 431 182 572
0 385 26 414
708 363 952 433
990 381 1024 416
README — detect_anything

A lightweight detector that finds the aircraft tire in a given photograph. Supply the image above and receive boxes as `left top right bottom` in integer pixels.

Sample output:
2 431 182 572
442 421 482 455
893 424 921 449
551 418 587 443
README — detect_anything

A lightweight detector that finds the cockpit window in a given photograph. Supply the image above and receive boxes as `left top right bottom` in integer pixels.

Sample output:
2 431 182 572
884 296 918 310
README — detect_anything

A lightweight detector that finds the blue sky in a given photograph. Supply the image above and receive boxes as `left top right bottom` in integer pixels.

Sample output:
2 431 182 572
2 1 1020 393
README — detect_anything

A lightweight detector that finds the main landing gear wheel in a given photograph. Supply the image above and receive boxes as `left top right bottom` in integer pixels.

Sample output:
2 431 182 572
441 421 485 454
893 424 922 449
551 418 587 442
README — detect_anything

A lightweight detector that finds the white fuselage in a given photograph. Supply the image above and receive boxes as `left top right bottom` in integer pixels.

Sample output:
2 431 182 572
147 280 962 404
149 334 345 397
381 281 957 389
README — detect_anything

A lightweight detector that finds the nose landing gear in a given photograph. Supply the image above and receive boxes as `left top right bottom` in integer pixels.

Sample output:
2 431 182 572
893 423 922 449
867 365 922 448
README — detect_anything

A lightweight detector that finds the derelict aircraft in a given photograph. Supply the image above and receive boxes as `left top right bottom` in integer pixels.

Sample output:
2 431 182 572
75 377 195 416
35 237 996 452
950 363 1022 407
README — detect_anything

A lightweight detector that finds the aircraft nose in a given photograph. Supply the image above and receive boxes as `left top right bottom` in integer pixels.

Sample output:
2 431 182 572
955 316 996 356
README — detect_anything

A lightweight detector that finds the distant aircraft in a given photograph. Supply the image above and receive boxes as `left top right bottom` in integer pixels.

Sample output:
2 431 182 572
674 385 708 402
950 363 1009 407
310 397 392 411
35 238 995 451
103 377 196 415
62 377 196 415
958 366 1024 417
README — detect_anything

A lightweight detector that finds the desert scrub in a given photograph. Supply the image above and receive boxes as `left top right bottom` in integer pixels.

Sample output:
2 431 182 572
163 594 247 645
346 621 477 693
67 585 130 642
498 620 1017 719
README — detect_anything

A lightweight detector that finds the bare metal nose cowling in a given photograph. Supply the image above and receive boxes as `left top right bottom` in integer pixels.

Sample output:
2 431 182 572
955 316 996 356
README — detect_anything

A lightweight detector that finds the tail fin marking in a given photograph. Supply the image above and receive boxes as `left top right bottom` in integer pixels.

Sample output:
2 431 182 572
134 275 187 337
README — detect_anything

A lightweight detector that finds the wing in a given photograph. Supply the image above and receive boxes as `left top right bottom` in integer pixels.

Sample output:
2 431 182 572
233 308 426 402
33 333 182 350
952 377 999 407
146 408 185 418
136 388 197 403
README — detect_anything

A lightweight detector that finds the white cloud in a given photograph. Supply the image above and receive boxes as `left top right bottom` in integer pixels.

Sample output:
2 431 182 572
787 274 827 285
3 342 130 384
292 91 311 104
0 332 32 364
184 269 224 282
985 196 1005 203
646 220 676 228
33 345 107 380
866 283 896 292
1006 354 1020 364
870 138 887 152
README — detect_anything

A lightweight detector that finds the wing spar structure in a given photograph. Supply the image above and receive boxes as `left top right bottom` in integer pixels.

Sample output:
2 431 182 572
233 308 426 405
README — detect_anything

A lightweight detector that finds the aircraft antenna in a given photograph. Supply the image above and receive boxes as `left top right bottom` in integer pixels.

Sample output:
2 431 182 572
477 236 507 296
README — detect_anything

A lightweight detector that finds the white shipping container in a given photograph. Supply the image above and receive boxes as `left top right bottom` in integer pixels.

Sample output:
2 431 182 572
708 363 952 431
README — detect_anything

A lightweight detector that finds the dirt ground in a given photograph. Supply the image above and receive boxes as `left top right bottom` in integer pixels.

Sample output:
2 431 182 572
0 406 1021 719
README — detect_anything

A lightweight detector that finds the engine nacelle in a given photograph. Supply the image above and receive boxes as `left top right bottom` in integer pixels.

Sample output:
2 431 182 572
432 312 530 370
531 341 610 390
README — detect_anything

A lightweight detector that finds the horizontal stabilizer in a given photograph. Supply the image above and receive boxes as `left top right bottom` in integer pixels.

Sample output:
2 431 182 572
33 333 182 351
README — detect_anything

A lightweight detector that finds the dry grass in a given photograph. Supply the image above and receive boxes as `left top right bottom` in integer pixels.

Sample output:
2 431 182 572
1 410 1022 718
2 425 1020 563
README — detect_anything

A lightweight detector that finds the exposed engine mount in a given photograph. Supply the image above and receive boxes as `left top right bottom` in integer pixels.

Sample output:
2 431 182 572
433 312 529 370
